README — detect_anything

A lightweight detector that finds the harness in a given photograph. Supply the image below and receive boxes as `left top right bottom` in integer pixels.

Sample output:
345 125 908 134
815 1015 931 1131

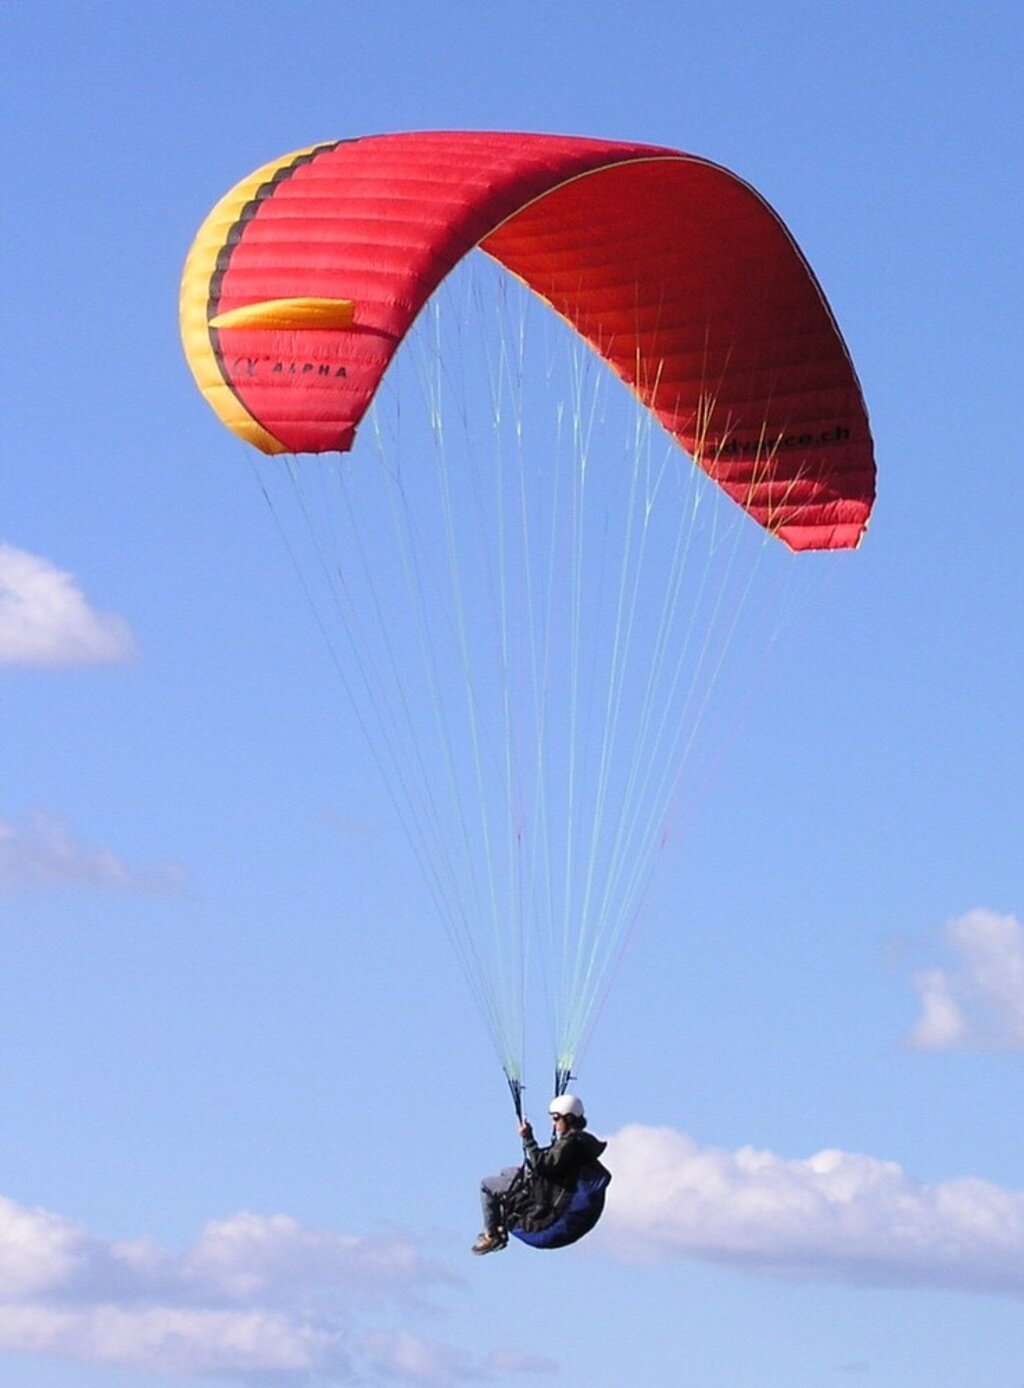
502 1159 612 1250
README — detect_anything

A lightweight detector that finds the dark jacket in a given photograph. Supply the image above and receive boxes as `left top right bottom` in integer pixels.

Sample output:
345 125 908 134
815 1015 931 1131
509 1127 609 1234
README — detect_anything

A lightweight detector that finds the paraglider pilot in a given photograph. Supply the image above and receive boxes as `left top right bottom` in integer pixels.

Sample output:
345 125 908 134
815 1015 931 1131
472 1094 609 1254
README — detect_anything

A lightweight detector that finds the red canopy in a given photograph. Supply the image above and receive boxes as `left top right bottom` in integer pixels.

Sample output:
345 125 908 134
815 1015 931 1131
181 131 874 551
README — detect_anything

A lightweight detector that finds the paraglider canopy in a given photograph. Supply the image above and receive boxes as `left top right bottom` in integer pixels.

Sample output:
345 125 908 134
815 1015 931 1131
181 130 874 552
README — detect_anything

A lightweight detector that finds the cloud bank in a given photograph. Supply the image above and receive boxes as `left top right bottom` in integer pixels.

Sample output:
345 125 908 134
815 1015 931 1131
6 1122 1024 1381
0 811 183 893
12 1141 1019 1380
601 1125 1024 1296
0 1200 550 1384
907 908 1024 1050
0 543 135 667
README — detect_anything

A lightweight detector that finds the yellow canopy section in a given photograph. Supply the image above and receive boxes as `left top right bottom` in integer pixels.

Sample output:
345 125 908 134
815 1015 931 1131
209 298 357 331
179 143 337 454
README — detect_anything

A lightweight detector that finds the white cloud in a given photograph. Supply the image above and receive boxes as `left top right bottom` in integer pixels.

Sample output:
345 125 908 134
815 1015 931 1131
907 908 1024 1050
0 811 183 893
0 543 135 667
599 1125 1024 1296
12 1125 1024 1380
909 967 967 1048
0 1198 549 1384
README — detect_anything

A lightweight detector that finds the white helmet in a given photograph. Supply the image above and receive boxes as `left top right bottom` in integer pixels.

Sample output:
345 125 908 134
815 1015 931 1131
549 1093 585 1120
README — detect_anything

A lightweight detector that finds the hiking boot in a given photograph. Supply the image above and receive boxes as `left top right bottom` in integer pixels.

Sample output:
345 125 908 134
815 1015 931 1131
471 1230 507 1255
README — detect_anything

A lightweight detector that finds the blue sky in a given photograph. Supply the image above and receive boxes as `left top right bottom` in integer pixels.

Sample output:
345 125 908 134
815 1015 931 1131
2 2 1024 1384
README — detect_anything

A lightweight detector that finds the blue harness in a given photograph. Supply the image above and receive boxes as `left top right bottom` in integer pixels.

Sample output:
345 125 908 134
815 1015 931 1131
510 1161 611 1250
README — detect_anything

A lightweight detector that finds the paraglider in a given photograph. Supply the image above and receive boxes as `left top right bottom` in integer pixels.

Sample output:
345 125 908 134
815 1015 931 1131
180 133 875 1246
475 1093 610 1254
